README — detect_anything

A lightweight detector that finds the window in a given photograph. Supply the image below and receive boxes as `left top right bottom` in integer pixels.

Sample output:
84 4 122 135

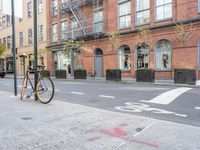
119 45 131 70
52 0 58 16
38 25 43 42
155 40 172 70
136 0 150 25
61 20 67 40
94 10 103 32
19 32 23 46
38 0 43 13
28 29 32 44
28 2 32 17
2 16 6 28
118 0 131 29
6 15 11 26
156 0 172 20
199 0 200 13
7 36 11 49
70 18 78 38
52 23 58 42
137 43 150 69
61 0 68 12
3 37 6 48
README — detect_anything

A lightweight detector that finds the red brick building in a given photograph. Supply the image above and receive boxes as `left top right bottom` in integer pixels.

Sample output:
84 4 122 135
46 0 200 78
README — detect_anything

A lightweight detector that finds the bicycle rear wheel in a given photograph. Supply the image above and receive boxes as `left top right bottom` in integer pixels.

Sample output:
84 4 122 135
36 76 54 104
20 77 28 100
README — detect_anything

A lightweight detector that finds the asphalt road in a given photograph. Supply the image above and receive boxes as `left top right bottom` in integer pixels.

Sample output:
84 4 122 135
0 78 200 127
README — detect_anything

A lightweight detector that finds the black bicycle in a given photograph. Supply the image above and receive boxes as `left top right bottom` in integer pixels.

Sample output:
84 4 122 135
20 65 54 104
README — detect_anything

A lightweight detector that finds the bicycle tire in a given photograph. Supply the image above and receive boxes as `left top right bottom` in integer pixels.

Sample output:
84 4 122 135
36 76 54 104
20 77 28 100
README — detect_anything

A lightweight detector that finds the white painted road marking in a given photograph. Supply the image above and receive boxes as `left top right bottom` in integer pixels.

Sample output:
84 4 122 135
141 87 192 105
99 95 115 99
71 92 84 95
115 102 187 118
195 107 200 110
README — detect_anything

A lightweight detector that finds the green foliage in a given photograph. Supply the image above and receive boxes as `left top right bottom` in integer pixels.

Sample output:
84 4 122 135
0 43 6 56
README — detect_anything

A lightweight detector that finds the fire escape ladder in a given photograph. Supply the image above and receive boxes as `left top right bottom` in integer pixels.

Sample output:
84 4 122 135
69 1 87 35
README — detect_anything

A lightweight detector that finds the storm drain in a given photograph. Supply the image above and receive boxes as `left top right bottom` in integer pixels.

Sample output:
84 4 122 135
136 127 144 132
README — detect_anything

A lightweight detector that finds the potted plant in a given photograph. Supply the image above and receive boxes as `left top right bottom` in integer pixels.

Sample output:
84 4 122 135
174 21 196 85
106 31 121 81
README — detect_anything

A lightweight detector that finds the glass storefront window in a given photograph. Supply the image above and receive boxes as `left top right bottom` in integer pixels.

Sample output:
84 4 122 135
119 45 131 70
137 44 149 69
155 40 172 70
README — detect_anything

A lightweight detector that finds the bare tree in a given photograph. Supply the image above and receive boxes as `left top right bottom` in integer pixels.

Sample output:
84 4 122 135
135 27 153 49
108 31 120 69
175 22 195 68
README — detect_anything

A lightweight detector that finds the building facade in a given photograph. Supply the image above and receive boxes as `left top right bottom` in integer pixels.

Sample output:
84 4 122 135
47 0 200 78
0 0 47 76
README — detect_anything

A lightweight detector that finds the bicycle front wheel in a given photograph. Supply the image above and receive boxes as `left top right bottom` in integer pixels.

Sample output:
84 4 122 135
36 76 54 104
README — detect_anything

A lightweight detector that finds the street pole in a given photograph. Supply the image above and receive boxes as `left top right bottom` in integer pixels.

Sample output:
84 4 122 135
33 0 38 100
11 0 17 96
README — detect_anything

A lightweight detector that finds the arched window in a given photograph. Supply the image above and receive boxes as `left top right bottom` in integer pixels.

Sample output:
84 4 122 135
155 40 172 70
119 45 131 70
137 43 150 69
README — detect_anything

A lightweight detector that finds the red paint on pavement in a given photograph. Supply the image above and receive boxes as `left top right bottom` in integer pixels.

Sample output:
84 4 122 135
100 127 127 138
87 136 101 141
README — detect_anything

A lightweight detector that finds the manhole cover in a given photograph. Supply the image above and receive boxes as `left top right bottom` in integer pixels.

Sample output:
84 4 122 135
21 117 33 120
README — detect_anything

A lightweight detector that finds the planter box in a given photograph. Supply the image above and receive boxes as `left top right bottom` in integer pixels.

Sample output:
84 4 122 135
136 69 155 83
74 69 87 79
41 70 50 77
106 69 121 81
174 69 196 85
55 70 67 79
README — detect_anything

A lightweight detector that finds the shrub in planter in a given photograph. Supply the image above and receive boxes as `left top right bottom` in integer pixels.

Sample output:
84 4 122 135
74 69 87 79
174 68 196 85
106 69 121 81
41 70 50 77
55 69 67 79
136 69 155 83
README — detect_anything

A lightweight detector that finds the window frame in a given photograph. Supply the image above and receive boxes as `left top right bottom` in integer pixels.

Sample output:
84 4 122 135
51 23 58 42
38 0 43 14
93 9 104 33
118 45 131 71
154 40 172 70
135 0 150 25
27 2 32 17
136 44 150 69
38 25 43 42
52 0 58 16
61 20 68 40
155 0 172 21
19 32 23 46
118 0 131 29
28 28 33 44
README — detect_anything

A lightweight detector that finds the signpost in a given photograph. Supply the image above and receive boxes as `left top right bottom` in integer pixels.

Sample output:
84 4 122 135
33 0 38 100
11 0 17 96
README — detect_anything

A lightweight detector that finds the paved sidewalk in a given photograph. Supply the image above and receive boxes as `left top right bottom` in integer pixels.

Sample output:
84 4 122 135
5 74 200 88
0 91 200 150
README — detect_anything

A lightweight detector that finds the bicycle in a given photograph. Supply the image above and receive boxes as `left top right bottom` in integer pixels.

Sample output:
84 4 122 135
20 65 55 104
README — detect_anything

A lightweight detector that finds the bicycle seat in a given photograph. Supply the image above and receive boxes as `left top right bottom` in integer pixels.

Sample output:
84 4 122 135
37 65 45 69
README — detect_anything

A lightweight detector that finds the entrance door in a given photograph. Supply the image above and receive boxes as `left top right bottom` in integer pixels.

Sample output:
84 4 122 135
94 48 103 77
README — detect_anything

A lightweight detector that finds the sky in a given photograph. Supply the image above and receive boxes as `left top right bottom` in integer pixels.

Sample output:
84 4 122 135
1 0 23 18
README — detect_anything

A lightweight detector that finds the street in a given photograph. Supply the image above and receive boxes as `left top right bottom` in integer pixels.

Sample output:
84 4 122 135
0 78 200 126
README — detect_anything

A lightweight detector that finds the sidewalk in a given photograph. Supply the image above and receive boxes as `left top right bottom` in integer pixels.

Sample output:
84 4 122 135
0 91 200 150
5 74 200 88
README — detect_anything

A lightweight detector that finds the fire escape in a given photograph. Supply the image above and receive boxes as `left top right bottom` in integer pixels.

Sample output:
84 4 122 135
61 0 104 39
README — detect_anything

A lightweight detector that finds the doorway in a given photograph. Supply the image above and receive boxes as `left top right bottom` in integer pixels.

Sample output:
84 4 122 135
94 48 103 77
